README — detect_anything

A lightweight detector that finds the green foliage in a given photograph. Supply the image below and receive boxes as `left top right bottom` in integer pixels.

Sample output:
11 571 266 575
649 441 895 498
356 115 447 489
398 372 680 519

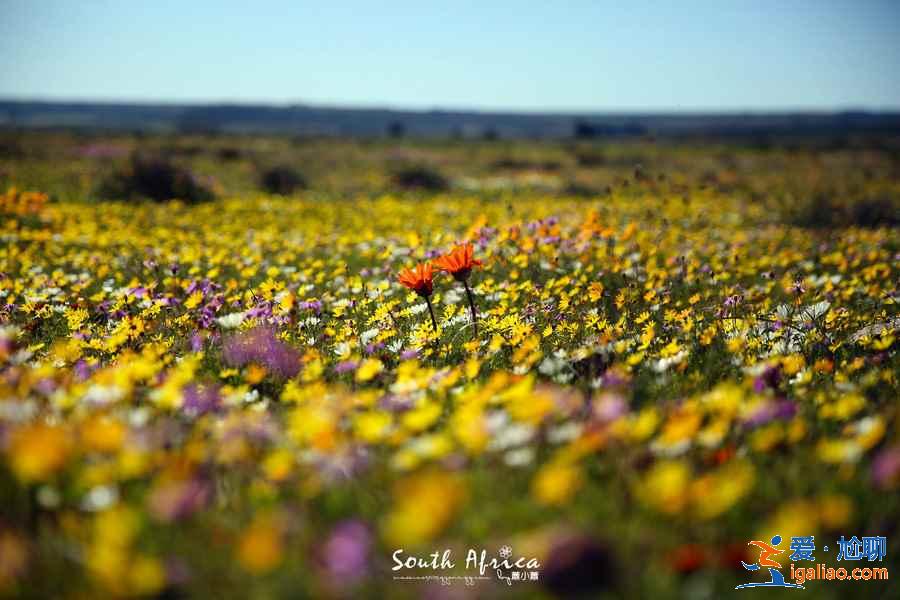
96 153 215 203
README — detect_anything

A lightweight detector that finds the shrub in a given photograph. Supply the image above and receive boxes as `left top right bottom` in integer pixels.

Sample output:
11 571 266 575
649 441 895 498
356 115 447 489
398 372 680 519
260 165 308 195
562 180 600 198
573 150 606 167
96 154 215 203
849 195 900 228
218 147 243 161
390 165 449 192
491 158 562 171
784 193 899 229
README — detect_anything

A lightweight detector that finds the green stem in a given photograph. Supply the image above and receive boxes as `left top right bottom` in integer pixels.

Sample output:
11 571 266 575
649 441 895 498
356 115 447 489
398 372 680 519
425 296 438 332
463 279 478 337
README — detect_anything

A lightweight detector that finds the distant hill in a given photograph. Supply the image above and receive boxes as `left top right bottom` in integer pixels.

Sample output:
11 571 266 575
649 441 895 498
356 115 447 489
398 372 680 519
2 100 899 139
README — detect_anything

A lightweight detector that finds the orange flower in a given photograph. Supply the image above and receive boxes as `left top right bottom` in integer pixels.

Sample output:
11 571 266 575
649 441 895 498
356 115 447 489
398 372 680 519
397 262 434 297
432 243 482 281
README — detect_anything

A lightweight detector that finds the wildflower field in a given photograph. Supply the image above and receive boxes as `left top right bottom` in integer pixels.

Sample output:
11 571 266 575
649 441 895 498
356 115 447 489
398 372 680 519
1 132 899 598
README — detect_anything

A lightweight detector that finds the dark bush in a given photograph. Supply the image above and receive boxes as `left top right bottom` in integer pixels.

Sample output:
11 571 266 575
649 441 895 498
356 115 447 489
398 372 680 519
573 149 606 167
784 193 899 228
491 158 562 171
0 138 24 159
562 180 600 198
217 147 243 161
96 154 215 203
850 195 900 227
390 165 449 192
260 165 308 195
161 145 203 157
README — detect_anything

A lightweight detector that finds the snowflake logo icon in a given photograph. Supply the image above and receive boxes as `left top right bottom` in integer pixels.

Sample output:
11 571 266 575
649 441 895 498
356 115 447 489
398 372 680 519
499 545 512 559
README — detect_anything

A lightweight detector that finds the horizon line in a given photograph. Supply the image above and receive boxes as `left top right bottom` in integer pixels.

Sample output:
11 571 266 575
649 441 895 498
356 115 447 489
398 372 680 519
2 95 900 117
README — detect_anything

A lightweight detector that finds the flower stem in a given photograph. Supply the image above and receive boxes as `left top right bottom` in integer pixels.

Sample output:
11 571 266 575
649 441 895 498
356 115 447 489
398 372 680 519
463 280 478 337
425 296 438 332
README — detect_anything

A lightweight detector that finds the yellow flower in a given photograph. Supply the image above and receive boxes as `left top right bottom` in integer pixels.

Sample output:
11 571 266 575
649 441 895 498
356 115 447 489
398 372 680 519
818 494 852 529
288 405 337 451
356 358 383 382
504 377 553 425
656 406 702 450
129 555 166 596
65 307 89 331
383 470 465 547
237 514 285 574
81 416 127 454
627 407 659 442
245 363 267 384
691 460 755 518
819 393 865 421
354 411 393 442
262 449 296 482
452 402 488 454
639 460 691 515
402 401 442 432
756 499 819 546
532 461 583 506
8 424 72 482
184 290 203 309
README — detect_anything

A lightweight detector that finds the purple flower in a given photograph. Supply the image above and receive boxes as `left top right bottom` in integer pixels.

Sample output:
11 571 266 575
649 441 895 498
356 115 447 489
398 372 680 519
334 360 359 374
182 383 221 416
320 520 371 582
379 394 413 412
593 392 627 423
752 365 782 393
300 300 322 314
543 534 617 596
246 302 273 319
744 399 796 428
222 326 301 378
315 447 370 482
399 348 419 361
600 370 628 388
78 143 128 159
165 557 192 586
35 377 57 396
190 333 204 353
364 341 385 355
723 294 743 308
872 446 900 489
197 308 216 329
74 359 94 381
148 478 212 522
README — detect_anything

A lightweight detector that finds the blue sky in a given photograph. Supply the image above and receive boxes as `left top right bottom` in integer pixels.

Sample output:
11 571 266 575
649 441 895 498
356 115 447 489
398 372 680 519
1 0 898 111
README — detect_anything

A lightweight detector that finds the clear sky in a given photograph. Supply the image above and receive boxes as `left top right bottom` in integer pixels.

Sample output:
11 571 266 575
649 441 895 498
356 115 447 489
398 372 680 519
1 0 898 112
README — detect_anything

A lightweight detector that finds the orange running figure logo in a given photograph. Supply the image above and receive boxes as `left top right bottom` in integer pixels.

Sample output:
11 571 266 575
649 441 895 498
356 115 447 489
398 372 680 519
736 535 804 589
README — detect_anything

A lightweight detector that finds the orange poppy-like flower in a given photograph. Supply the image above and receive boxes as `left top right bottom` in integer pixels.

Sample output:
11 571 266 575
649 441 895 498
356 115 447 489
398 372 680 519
397 262 434 297
432 243 482 281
